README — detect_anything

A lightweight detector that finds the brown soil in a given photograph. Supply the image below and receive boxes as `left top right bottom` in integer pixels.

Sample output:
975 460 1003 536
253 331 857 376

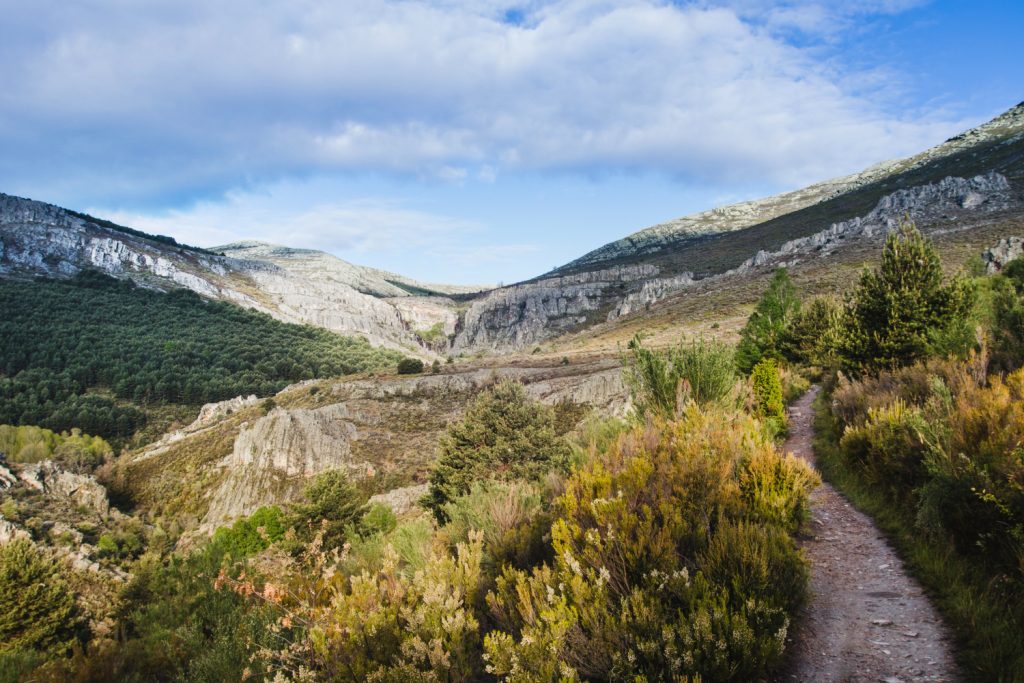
779 387 960 682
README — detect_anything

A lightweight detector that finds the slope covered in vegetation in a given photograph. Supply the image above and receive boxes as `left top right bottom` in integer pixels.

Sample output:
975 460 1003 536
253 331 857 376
0 271 405 441
739 224 1024 680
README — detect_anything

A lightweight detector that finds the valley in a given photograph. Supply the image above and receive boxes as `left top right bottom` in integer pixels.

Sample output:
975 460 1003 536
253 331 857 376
2 101 1024 681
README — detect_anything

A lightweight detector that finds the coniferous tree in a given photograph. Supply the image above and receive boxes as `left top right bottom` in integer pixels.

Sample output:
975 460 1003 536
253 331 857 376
736 268 801 374
0 540 79 654
836 223 974 376
290 470 369 551
782 296 841 366
424 380 570 522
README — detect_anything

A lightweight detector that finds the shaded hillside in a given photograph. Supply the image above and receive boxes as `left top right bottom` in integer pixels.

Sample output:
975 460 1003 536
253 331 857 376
0 271 403 442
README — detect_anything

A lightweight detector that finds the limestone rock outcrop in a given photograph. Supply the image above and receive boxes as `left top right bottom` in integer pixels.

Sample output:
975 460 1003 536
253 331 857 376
199 360 627 528
0 515 30 544
452 265 657 351
16 461 111 518
731 172 1013 274
983 236 1024 273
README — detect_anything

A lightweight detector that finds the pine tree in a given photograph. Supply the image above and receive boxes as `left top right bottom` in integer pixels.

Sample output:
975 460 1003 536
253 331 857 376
424 380 570 522
837 223 974 375
736 268 801 374
782 296 841 366
0 539 79 654
290 470 368 551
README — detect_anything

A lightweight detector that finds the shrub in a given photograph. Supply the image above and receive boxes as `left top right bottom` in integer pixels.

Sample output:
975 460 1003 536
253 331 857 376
625 334 736 419
290 470 369 551
483 403 816 681
839 400 930 493
237 533 486 681
779 365 812 404
211 505 286 559
362 503 398 537
990 261 1024 369
442 480 548 570
739 450 820 534
836 223 974 376
0 540 79 655
736 268 801 374
397 358 425 375
423 380 570 522
751 358 785 436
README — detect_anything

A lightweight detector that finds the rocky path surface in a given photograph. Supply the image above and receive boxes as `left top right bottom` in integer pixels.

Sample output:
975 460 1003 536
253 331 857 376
780 387 960 683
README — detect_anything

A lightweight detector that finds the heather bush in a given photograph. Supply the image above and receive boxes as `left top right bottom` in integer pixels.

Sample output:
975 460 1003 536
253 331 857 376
779 365 811 404
483 403 816 681
839 400 930 493
833 359 1024 579
442 480 549 570
738 449 820 534
226 532 486 681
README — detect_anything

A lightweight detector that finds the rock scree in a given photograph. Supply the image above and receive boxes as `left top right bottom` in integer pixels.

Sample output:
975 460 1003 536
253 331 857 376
779 387 959 683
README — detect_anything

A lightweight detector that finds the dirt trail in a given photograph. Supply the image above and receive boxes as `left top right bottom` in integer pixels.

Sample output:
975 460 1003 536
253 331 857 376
780 387 959 683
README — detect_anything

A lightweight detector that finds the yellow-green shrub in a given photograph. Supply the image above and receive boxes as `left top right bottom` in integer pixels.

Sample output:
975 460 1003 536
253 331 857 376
739 450 820 534
840 400 930 492
483 403 816 681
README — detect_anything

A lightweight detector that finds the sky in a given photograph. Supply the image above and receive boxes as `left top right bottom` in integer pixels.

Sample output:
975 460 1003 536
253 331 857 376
0 1 1021 285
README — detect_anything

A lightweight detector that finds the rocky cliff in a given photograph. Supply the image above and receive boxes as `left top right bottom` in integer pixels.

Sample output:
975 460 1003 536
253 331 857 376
0 196 473 354
115 358 627 530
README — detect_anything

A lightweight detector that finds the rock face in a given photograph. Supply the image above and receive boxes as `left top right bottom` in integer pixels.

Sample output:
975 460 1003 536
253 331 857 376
198 361 627 528
731 172 1013 273
452 264 658 351
0 515 30 544
983 236 1024 273
0 461 17 489
16 461 111 518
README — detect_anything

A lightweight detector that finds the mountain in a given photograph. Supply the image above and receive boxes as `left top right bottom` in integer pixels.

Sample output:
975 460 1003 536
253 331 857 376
451 102 1024 352
560 101 1024 274
0 197 480 355
2 102 1023 359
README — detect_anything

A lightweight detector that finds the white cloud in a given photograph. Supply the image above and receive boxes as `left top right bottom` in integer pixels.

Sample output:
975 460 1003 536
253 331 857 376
98 188 483 256
0 0 969 203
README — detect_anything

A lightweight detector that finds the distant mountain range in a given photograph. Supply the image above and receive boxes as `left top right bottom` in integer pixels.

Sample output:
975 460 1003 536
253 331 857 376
2 101 1022 355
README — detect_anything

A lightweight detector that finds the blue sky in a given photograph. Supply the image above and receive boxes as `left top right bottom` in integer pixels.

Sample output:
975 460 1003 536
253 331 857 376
0 1 1020 285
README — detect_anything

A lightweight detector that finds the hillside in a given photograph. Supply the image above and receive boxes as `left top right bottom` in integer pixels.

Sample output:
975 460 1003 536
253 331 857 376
0 194 478 354
450 103 1024 352
115 355 626 533
0 272 404 443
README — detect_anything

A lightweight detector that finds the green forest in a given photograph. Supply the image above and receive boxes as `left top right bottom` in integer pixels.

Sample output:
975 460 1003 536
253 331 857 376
0 271 405 439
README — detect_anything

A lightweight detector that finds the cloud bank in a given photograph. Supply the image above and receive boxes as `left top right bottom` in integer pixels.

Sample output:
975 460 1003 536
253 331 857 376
0 0 964 205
